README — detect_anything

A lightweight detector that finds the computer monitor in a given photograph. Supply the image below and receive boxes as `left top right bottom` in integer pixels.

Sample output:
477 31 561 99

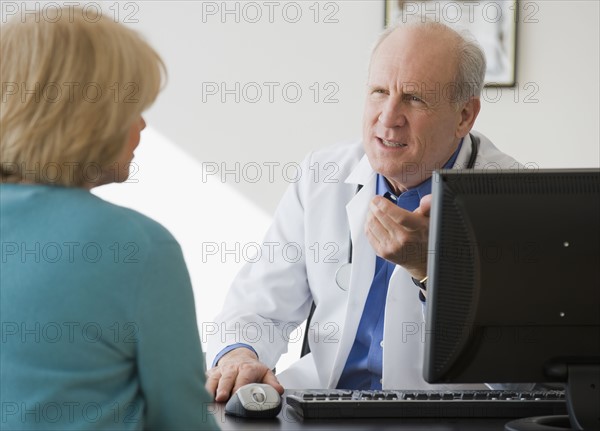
424 169 600 430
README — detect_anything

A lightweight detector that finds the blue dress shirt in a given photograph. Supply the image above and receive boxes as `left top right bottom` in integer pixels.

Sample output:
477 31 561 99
336 141 463 390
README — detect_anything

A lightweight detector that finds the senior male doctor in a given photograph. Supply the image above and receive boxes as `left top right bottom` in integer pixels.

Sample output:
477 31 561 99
206 19 519 402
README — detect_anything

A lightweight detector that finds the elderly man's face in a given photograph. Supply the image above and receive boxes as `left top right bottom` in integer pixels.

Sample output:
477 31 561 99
362 27 471 193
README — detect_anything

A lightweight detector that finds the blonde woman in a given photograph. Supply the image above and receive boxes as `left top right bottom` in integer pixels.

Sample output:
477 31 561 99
0 7 219 430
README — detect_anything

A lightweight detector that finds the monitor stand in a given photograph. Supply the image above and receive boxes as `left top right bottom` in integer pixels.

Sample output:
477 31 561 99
505 364 599 431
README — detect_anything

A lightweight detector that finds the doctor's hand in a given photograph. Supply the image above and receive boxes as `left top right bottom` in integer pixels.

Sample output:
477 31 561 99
205 347 284 402
365 194 432 281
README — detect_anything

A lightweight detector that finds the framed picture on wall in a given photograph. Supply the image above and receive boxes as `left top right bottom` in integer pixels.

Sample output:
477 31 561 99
385 0 518 87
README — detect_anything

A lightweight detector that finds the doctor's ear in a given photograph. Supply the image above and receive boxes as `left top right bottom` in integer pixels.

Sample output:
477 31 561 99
455 97 480 138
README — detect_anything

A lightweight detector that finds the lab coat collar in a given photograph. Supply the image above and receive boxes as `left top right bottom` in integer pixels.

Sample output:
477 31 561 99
344 153 375 186
454 132 475 169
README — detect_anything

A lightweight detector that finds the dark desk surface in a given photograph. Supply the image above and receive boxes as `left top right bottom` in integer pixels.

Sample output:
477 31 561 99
209 392 510 431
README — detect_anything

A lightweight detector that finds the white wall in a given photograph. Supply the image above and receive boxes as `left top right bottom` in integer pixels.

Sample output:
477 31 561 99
475 1 599 168
60 0 597 372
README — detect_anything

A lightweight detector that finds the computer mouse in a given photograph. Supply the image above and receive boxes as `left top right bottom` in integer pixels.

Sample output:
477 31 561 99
224 383 282 418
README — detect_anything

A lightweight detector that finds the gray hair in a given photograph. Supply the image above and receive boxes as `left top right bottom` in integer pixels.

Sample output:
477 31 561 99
370 17 486 105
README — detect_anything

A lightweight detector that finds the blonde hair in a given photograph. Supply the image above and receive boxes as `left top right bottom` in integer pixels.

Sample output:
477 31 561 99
1 6 165 186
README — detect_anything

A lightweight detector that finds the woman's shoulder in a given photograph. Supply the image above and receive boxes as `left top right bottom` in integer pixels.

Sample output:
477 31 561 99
84 193 177 245
1 184 176 246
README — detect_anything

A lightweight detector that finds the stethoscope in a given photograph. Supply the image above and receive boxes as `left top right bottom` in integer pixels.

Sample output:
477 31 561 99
334 134 480 291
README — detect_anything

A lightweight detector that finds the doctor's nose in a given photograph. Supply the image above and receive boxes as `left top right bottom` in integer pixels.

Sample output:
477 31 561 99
378 100 407 128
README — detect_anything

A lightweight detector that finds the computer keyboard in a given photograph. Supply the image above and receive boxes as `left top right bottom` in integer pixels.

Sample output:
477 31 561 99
286 389 567 419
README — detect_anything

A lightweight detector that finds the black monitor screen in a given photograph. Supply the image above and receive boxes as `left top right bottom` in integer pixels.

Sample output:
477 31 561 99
424 169 600 429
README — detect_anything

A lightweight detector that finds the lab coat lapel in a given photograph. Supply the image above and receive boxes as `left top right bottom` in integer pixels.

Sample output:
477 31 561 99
382 265 429 389
327 156 377 388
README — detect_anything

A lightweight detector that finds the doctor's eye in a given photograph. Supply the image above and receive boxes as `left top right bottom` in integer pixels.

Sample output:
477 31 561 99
404 94 424 103
370 88 389 96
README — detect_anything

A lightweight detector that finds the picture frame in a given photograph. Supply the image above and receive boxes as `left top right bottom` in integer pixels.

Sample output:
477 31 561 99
384 0 518 87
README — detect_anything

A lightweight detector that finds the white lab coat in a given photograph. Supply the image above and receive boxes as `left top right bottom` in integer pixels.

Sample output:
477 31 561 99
206 131 520 390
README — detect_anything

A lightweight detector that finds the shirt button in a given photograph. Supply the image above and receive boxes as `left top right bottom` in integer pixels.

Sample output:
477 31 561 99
380 340 384 348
